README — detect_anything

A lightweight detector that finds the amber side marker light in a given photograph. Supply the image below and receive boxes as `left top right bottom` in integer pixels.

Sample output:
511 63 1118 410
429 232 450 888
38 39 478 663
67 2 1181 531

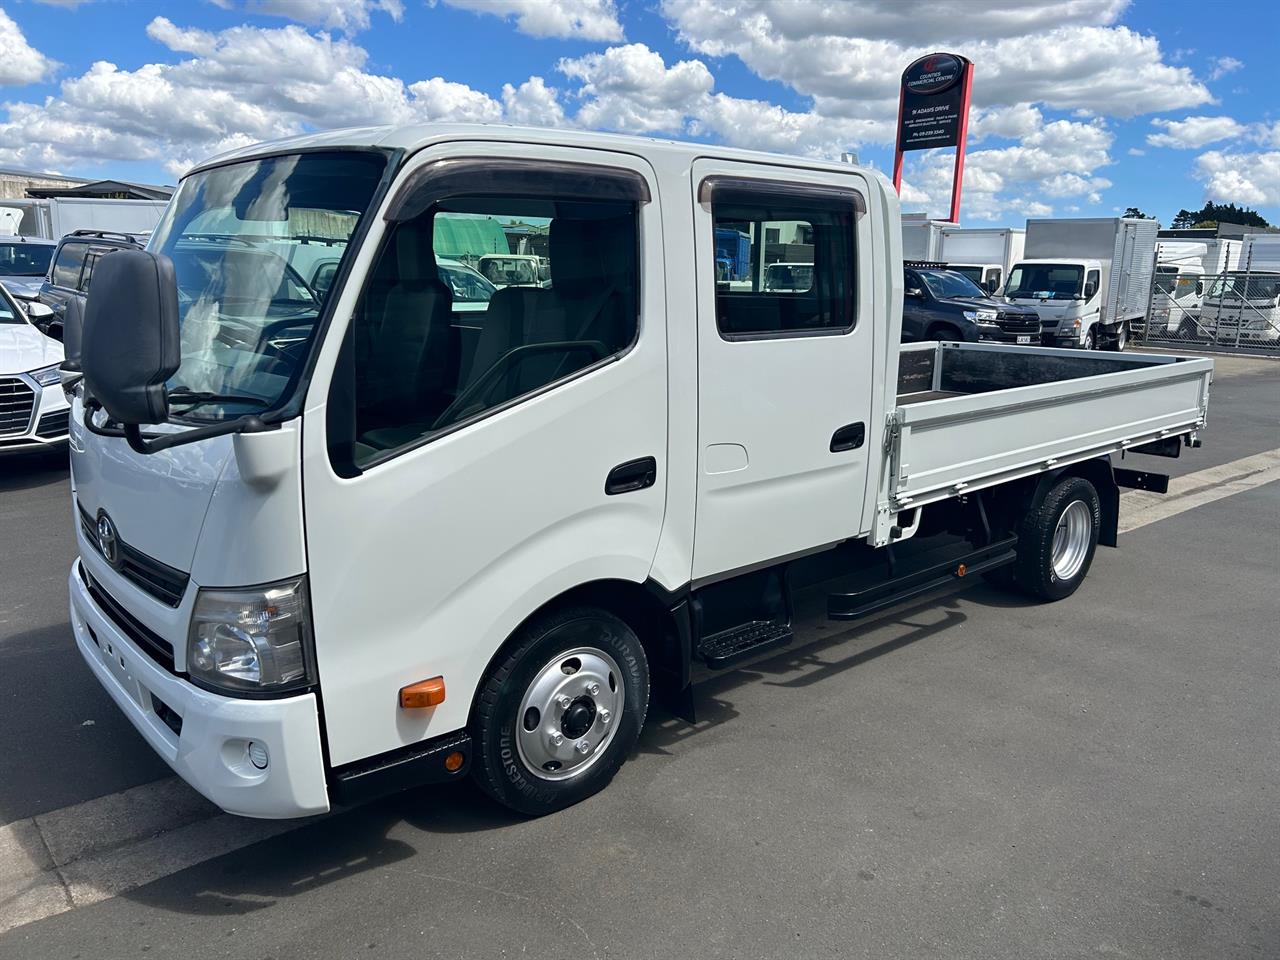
956 563 968 578
444 751 466 773
400 676 446 709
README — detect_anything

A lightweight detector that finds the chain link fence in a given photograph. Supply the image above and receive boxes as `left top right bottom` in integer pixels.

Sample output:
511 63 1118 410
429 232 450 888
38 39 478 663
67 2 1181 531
1133 260 1280 354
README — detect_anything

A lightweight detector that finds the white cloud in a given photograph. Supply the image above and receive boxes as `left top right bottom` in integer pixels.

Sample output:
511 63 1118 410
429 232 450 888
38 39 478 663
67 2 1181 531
1195 150 1280 207
210 0 404 33
0 16 558 175
439 0 623 41
0 8 56 85
559 44 712 132
1127 147 1145 156
1148 115 1245 149
662 0 1211 119
1208 56 1243 81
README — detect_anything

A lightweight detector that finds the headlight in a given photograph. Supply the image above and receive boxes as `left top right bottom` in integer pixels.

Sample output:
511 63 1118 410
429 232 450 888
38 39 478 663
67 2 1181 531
29 363 61 387
963 310 999 322
188 577 316 694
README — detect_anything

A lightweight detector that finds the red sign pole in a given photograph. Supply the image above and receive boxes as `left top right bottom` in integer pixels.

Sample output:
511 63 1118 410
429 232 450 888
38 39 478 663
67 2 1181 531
948 61 974 223
892 82 906 195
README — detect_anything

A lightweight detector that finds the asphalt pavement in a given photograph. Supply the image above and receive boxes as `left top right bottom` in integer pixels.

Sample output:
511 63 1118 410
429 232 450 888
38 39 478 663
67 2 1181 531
0 352 1276 959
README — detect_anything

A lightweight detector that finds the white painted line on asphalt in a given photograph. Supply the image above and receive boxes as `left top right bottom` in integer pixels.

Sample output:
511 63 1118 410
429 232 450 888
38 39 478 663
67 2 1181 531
2 447 1277 936
1120 447 1280 533
0 778 305 935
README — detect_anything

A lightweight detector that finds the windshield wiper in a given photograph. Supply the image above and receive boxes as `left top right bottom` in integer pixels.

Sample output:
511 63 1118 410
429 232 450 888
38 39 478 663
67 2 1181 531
168 390 270 410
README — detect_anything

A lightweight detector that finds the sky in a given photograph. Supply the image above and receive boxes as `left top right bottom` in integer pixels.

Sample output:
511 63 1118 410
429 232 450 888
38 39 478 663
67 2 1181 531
0 0 1276 228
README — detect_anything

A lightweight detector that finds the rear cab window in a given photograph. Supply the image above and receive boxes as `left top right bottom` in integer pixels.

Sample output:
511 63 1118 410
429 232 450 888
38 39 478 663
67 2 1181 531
51 242 89 288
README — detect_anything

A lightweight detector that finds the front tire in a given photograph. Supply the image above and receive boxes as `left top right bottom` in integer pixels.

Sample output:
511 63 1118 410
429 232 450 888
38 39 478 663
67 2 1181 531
1083 326 1097 350
1012 476 1101 601
471 606 649 816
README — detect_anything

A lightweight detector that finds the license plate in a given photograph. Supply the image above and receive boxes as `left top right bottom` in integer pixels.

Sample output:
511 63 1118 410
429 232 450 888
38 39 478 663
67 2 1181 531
1017 335 1032 344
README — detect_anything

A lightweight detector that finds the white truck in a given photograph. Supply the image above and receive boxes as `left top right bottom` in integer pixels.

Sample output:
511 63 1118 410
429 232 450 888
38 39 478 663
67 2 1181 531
0 197 169 242
64 125 1211 820
1005 217 1159 351
901 214 946 261
1199 234 1280 345
937 227 1025 295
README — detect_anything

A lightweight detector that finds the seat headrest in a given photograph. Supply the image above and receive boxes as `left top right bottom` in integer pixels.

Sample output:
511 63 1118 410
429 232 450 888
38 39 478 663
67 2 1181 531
550 218 609 298
395 224 439 286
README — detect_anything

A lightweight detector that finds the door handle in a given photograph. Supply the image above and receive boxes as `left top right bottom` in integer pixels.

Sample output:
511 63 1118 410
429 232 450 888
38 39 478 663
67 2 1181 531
830 422 865 453
606 456 658 495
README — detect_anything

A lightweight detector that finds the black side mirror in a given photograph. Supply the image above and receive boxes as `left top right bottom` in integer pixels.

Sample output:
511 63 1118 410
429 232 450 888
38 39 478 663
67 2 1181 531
1084 281 1098 299
81 250 180 426
985 279 999 295
906 287 924 299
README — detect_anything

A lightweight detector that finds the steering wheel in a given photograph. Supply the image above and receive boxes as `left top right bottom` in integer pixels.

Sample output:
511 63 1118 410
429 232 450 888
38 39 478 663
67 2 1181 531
430 340 607 431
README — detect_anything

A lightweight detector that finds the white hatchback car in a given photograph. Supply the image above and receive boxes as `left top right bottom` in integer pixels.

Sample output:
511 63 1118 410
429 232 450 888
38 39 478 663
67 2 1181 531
0 284 70 452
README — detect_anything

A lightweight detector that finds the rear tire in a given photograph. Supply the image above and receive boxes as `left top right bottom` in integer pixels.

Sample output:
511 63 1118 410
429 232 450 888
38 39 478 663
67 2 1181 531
471 606 649 816
1012 476 1101 601
1106 321 1129 352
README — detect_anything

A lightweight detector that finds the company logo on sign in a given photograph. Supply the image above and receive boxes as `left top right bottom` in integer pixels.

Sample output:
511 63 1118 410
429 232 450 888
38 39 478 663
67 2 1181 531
904 53 963 96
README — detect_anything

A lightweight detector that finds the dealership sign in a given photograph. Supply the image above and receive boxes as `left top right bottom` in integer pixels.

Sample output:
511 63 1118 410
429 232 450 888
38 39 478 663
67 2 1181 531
892 52 974 221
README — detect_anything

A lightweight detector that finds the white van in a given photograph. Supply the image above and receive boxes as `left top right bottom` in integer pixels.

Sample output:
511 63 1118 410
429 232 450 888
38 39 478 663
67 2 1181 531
66 125 1211 819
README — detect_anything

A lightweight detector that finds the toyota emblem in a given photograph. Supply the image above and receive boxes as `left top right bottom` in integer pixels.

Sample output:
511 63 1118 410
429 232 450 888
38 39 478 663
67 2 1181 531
96 512 119 566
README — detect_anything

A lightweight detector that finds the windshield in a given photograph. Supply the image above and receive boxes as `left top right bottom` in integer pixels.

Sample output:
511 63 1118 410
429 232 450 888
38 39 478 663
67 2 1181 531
763 262 814 291
0 242 53 277
480 257 538 286
1005 263 1084 300
1206 273 1280 301
148 151 386 421
0 286 23 324
915 269 987 300
949 265 984 286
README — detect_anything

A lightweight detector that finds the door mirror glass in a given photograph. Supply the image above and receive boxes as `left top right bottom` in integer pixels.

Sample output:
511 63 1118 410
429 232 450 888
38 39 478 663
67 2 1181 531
81 250 180 425
906 287 924 299
1084 281 1098 299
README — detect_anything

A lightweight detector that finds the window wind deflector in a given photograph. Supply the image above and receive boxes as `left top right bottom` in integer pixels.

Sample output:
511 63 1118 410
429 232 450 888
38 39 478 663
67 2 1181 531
698 176 867 216
385 158 651 223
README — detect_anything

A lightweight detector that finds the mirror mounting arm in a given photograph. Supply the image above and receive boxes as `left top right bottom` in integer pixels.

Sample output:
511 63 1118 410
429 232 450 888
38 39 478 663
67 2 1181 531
83 398 268 455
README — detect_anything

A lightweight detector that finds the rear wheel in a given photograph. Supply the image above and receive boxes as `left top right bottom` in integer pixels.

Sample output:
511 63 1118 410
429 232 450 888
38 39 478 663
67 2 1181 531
1106 321 1129 351
471 606 649 816
1012 476 1101 601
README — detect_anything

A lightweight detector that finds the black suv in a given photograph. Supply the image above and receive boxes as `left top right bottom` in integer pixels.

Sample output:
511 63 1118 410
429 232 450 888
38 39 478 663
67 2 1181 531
901 264 1040 344
31 230 147 340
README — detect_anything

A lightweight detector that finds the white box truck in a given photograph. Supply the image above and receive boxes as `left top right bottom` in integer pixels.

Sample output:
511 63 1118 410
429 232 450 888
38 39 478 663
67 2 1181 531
901 214 945 261
0 197 168 241
1005 217 1159 351
1199 234 1280 345
937 227 1025 294
64 125 1211 819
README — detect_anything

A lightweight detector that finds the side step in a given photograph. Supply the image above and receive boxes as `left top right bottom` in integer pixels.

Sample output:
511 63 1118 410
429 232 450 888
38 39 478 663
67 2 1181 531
696 620 793 670
827 535 1018 621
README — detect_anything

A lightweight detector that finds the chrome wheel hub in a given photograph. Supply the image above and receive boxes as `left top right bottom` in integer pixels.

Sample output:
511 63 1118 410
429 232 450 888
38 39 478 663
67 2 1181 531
516 646 624 782
1051 500 1091 581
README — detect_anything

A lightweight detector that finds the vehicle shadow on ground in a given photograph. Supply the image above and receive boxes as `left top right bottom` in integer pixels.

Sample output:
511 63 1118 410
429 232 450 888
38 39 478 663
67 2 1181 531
0 449 69 493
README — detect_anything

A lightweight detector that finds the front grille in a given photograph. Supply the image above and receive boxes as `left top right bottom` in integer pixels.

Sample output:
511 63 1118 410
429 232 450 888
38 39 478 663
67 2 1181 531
78 503 191 607
81 562 176 671
36 410 70 438
0 376 35 436
997 311 1040 334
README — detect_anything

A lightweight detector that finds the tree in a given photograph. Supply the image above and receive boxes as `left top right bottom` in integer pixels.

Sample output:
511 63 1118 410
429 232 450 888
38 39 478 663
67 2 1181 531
1171 201 1269 229
1123 207 1155 219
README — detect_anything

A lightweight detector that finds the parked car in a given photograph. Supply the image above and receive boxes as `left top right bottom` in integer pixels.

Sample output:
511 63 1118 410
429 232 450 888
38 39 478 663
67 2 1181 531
478 253 547 287
34 230 147 338
902 265 1040 344
438 257 497 312
0 236 57 300
0 283 69 452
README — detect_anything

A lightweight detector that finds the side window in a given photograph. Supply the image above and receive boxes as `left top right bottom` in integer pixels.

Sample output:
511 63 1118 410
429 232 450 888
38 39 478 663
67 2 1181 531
79 246 115 292
1086 269 1101 297
348 191 639 467
989 268 1002 291
51 242 87 288
710 184 856 338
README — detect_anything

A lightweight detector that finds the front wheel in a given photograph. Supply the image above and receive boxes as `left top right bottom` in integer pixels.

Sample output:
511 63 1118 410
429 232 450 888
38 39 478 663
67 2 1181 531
471 606 649 816
1083 326 1097 350
1012 476 1101 601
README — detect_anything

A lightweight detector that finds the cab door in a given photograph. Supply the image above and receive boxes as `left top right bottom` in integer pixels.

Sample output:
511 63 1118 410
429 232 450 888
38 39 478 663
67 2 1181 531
690 160 875 581
301 143 667 767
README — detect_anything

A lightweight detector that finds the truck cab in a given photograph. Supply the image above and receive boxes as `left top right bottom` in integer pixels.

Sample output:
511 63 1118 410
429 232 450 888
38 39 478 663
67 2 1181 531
1004 258 1107 349
1199 271 1280 345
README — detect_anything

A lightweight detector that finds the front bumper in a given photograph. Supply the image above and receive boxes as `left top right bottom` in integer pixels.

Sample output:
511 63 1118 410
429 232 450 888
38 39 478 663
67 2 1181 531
0 374 69 453
69 561 330 819
978 327 1041 344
